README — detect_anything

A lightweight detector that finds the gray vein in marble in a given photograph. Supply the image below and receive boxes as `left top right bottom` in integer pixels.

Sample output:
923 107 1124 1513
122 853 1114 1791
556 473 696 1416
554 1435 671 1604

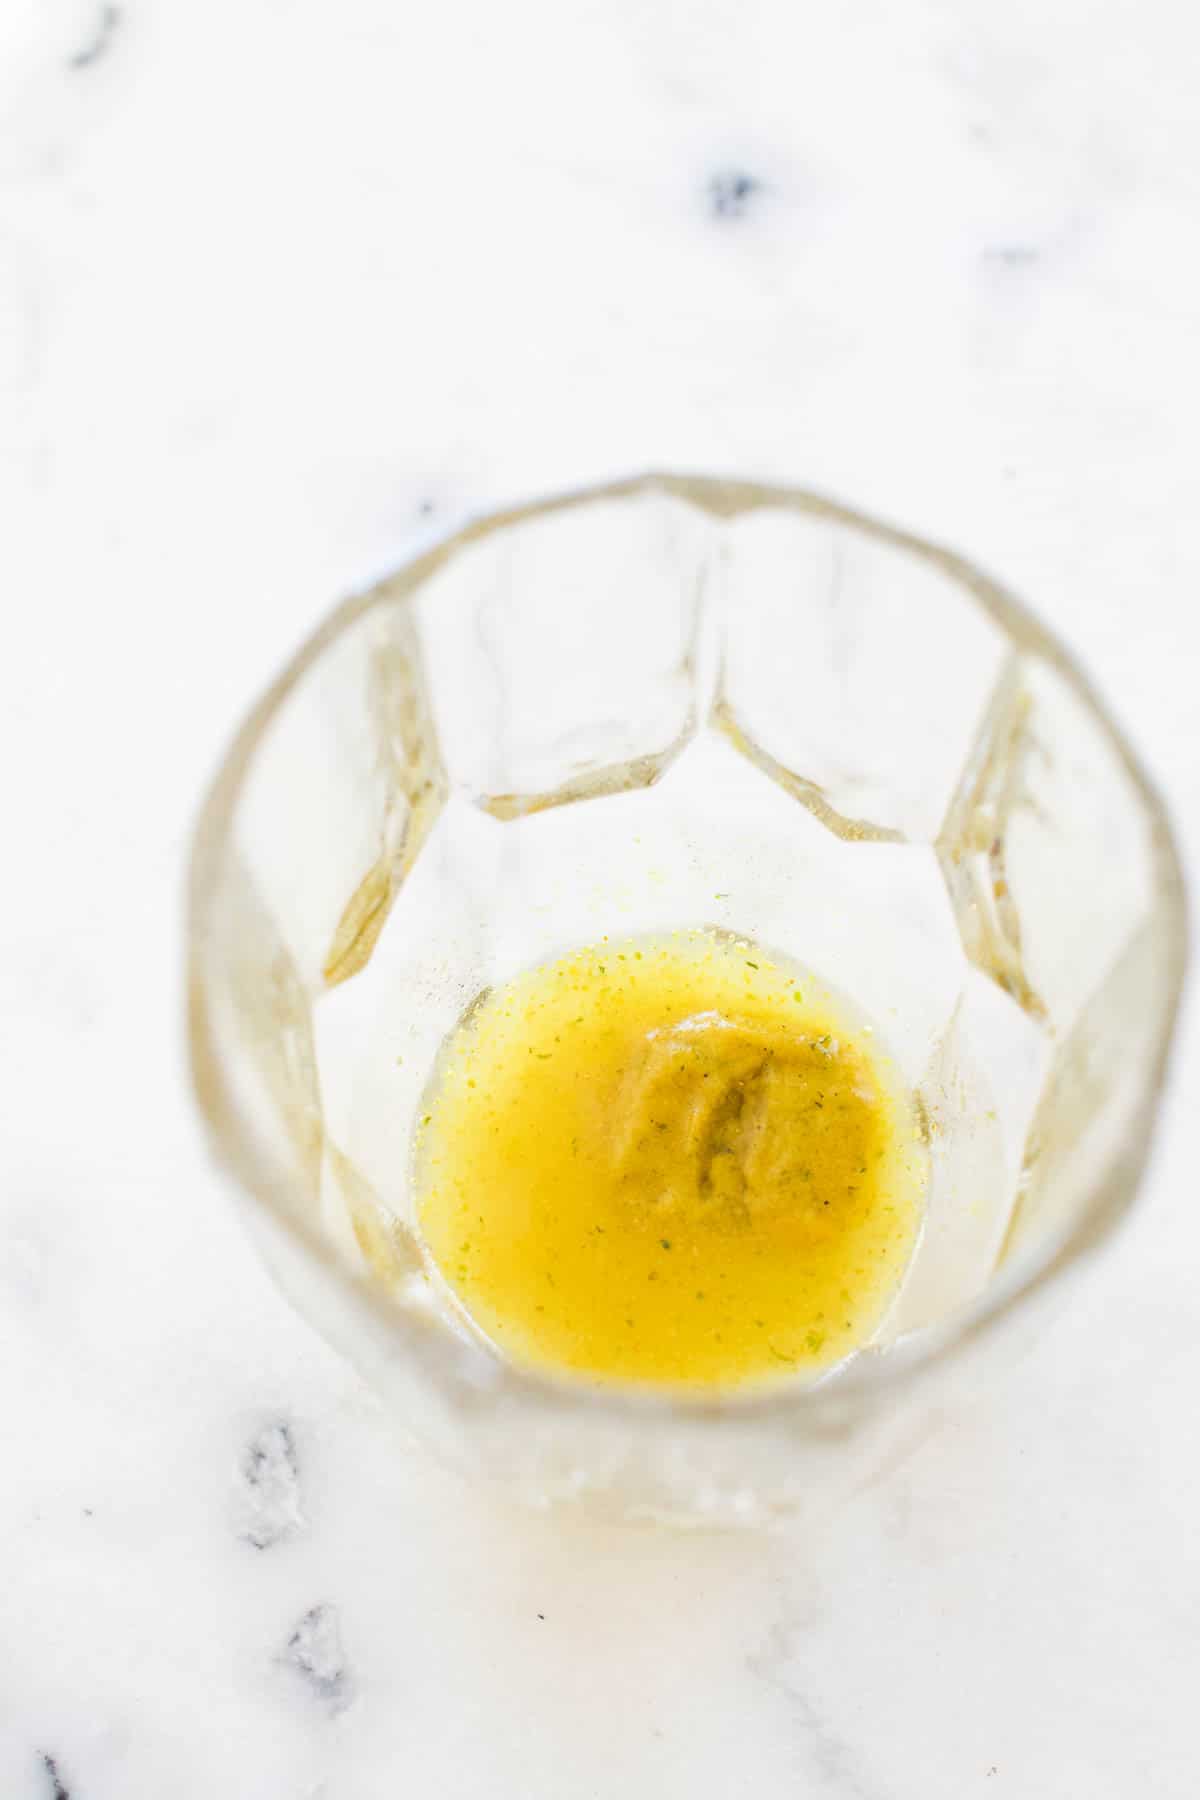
67 5 121 71
747 1618 887 1800
236 1421 305 1550
283 1604 354 1714
981 245 1041 268
40 1753 70 1800
708 169 761 220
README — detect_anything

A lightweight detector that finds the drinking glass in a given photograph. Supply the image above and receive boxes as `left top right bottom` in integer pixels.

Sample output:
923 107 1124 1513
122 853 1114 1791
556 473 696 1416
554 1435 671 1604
188 475 1186 1523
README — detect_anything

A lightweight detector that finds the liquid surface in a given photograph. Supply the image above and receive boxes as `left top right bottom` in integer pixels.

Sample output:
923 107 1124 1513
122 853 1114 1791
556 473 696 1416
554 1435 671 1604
415 931 925 1392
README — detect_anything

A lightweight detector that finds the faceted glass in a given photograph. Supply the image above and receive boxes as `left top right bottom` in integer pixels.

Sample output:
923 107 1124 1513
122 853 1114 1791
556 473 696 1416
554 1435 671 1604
188 476 1186 1522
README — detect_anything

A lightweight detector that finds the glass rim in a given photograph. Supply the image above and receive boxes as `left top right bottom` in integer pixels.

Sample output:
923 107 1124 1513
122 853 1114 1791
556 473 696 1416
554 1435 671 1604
186 471 1190 1433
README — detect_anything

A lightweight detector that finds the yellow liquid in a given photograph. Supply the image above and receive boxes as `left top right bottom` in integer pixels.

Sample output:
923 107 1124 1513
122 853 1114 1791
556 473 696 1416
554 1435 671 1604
415 931 925 1392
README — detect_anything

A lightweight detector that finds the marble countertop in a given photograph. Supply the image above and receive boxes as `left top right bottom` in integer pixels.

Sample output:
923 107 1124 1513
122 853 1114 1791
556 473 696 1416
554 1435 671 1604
2 0 1198 1793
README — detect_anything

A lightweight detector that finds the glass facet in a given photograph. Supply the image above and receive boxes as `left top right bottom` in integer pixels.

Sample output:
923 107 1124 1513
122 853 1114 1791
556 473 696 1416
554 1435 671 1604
188 476 1187 1522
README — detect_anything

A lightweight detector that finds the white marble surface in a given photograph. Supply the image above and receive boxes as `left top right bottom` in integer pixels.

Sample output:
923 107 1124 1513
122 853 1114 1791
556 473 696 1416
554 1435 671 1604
2 0 1198 1793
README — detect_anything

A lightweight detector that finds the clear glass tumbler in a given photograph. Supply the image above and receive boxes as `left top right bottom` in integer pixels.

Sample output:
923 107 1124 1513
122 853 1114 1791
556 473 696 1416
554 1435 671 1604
188 475 1186 1523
